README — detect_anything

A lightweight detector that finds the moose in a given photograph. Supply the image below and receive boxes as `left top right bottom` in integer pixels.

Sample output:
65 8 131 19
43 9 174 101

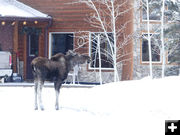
31 50 91 110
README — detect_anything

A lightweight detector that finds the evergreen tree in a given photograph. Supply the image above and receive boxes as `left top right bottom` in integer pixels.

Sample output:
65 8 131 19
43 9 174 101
164 0 180 63
142 0 180 64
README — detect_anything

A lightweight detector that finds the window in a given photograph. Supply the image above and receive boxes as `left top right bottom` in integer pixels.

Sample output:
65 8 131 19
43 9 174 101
142 0 161 21
142 34 161 62
29 34 39 56
90 33 114 69
49 33 73 57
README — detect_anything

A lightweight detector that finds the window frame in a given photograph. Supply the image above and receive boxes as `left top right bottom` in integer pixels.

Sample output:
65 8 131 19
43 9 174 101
141 32 162 64
141 0 161 22
49 32 75 58
89 32 114 70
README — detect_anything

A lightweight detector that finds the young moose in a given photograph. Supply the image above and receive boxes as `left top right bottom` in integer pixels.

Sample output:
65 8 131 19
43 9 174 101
31 50 91 110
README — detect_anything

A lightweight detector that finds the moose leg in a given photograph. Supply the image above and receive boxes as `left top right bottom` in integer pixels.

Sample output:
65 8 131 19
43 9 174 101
54 81 62 110
34 81 38 110
55 90 60 110
37 80 44 111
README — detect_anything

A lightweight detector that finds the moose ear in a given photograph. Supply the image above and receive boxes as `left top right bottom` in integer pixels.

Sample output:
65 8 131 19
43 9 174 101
51 53 62 61
66 50 73 54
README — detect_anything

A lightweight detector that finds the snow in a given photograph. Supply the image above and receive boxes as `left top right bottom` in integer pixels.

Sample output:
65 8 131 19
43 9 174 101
0 0 50 18
0 76 180 135
171 0 176 4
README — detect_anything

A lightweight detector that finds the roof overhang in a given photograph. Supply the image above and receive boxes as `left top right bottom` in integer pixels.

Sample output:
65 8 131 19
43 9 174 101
0 0 52 21
0 16 52 22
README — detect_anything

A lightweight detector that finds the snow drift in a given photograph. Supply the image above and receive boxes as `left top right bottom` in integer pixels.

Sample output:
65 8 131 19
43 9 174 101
0 76 180 135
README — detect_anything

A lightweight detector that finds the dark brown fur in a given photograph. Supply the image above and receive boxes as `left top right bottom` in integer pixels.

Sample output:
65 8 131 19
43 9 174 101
31 50 91 110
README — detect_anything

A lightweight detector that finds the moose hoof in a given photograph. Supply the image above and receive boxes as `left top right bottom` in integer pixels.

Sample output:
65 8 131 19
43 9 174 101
55 106 60 110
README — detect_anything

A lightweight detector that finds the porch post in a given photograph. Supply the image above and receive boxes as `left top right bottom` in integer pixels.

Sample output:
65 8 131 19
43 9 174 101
13 21 19 73
39 28 44 57
23 34 27 80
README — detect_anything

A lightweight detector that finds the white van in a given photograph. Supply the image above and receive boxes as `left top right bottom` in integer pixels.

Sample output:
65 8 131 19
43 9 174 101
0 51 12 80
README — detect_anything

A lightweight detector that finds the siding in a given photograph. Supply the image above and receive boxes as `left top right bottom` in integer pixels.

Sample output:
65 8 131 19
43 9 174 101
0 24 13 52
18 0 94 32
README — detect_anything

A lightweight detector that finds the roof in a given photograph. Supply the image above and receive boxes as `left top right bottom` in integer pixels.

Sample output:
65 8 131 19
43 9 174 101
0 0 51 19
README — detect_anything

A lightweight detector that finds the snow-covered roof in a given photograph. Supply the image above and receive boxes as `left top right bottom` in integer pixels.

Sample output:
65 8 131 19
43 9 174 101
0 0 51 18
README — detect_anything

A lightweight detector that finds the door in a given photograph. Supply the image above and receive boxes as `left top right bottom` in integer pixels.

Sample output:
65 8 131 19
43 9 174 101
26 34 39 80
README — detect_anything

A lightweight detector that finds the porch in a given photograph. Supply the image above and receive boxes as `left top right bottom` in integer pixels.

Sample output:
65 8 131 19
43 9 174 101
0 0 52 80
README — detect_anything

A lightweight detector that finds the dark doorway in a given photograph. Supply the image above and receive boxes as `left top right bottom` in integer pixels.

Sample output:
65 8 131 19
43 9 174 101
51 33 73 56
26 34 39 80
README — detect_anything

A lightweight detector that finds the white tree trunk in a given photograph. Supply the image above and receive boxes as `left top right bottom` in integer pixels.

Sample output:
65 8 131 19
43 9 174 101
161 0 165 78
146 0 153 79
111 0 119 82
97 35 103 85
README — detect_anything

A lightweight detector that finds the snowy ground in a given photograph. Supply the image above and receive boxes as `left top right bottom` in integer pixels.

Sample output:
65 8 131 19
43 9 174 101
0 76 180 135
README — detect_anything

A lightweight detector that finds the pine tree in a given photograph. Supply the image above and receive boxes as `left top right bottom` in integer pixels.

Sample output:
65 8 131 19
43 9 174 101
164 0 180 63
142 0 180 64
